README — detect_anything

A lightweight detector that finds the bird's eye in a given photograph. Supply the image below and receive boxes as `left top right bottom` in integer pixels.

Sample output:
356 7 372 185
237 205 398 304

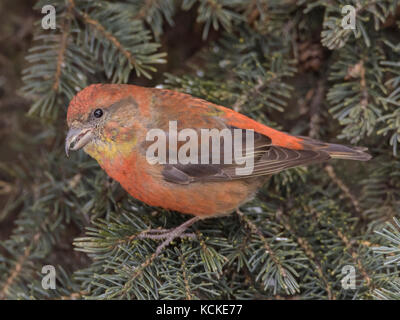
93 108 103 118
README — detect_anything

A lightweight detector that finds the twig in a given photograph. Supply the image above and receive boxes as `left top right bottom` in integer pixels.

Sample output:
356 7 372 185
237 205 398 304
308 79 325 139
277 209 336 300
0 233 41 299
118 216 200 298
236 209 287 278
53 1 74 91
324 164 362 214
73 2 138 68
232 77 267 112
337 230 373 289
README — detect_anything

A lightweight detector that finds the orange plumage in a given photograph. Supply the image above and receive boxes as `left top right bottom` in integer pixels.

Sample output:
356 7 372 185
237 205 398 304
65 84 371 217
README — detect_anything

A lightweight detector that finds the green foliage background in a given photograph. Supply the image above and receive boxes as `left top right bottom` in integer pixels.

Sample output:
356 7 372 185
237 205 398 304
0 0 399 299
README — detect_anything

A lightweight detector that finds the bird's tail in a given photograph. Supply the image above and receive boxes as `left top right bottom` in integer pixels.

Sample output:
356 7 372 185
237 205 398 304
299 137 372 161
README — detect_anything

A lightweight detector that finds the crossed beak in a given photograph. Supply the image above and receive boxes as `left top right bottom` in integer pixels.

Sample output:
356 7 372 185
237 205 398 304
65 127 94 157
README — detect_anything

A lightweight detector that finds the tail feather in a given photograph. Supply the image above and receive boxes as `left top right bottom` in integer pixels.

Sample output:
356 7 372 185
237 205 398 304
299 137 372 161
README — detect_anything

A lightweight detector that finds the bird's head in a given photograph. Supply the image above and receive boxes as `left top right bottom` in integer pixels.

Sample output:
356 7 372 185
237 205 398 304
65 84 140 158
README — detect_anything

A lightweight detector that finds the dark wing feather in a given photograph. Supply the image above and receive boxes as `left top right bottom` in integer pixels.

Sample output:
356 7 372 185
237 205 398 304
161 127 330 184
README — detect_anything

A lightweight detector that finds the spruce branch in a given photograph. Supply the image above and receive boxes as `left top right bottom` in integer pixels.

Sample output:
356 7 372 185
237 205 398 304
182 0 244 40
4 0 399 300
237 210 300 295
327 43 386 143
72 0 166 81
318 0 397 50
324 164 362 215
336 229 373 290
53 1 74 92
277 211 336 300
0 233 41 299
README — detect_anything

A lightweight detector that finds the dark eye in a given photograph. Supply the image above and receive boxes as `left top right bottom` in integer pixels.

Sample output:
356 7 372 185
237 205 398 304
93 108 103 118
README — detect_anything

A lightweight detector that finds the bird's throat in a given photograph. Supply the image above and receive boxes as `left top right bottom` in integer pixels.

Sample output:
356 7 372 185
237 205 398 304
84 138 137 165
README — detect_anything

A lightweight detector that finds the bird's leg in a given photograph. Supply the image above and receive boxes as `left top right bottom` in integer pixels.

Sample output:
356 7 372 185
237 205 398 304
138 216 201 256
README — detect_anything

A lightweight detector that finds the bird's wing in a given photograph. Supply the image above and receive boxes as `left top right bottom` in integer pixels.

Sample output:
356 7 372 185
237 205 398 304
161 127 330 185
148 92 369 184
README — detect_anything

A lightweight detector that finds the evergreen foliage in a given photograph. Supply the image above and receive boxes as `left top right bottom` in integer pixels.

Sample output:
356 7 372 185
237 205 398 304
0 0 399 299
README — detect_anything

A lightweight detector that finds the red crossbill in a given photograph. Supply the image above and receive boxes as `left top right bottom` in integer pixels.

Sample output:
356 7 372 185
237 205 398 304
65 84 370 249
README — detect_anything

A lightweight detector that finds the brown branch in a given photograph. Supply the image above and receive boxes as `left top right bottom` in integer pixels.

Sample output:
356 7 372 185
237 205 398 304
337 230 373 289
232 77 268 112
246 0 265 26
74 5 137 68
344 60 368 109
0 180 13 195
0 233 41 299
117 217 200 298
118 250 159 299
236 210 287 278
308 79 326 139
179 254 193 300
277 210 336 300
59 290 87 300
324 164 362 214
53 1 74 91
133 0 156 20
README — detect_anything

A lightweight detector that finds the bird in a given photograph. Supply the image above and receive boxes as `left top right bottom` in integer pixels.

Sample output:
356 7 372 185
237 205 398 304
65 84 371 254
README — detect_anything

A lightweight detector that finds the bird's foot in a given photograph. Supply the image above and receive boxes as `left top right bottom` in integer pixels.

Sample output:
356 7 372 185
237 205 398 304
138 216 201 256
